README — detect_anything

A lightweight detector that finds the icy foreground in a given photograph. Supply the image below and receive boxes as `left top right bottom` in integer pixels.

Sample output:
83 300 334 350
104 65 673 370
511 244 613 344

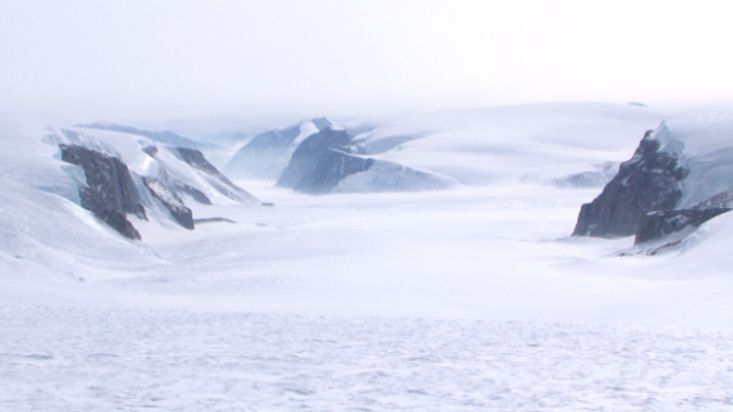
3 306 733 411
4 185 733 411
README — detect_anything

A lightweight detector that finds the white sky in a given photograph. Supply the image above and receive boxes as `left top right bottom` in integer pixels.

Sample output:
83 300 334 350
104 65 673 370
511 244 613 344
1 0 733 122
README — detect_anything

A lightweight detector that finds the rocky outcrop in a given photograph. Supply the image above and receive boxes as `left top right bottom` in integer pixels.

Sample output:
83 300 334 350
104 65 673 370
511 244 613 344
634 189 733 244
175 147 221 175
142 177 194 229
59 144 146 240
277 128 353 189
573 129 733 245
573 131 687 237
173 147 256 203
635 208 730 244
294 150 375 194
174 182 211 205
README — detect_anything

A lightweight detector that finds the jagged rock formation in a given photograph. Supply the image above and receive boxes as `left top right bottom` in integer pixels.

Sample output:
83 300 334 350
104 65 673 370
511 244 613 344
142 177 194 229
634 189 733 244
635 208 730 244
277 128 353 189
574 127 733 245
573 131 687 237
59 144 146 240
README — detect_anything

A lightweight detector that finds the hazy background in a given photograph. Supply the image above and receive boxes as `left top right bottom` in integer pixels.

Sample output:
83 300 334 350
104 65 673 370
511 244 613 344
1 0 732 124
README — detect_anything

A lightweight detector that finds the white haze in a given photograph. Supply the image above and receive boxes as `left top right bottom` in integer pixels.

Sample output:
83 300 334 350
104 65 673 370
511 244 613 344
1 0 733 123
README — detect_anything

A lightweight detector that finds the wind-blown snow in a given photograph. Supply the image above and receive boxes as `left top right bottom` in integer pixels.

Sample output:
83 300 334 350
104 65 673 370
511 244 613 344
355 103 663 186
652 105 733 208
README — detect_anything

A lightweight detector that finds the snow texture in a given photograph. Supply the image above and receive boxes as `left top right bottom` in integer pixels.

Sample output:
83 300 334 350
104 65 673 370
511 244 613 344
3 105 733 411
653 106 733 208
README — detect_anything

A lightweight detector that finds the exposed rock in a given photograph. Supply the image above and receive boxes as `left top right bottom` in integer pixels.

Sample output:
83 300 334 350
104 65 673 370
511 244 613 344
277 128 352 189
59 144 145 240
174 147 220 175
294 150 375 194
142 177 194 229
635 208 730 244
193 217 236 224
174 182 211 205
142 145 158 157
173 147 256 203
573 131 687 237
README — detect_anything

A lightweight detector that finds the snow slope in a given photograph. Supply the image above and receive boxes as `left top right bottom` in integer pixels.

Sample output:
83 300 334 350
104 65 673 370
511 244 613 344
653 105 733 208
353 102 663 187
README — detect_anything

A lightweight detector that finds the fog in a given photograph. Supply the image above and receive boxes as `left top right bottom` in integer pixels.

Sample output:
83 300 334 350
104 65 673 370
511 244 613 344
1 0 733 123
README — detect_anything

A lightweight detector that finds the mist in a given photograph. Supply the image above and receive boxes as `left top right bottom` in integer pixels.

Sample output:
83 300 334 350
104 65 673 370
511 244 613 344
2 0 733 123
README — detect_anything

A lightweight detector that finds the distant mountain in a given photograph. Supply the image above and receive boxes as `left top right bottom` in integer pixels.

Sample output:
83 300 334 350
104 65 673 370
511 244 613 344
274 103 662 195
224 117 333 180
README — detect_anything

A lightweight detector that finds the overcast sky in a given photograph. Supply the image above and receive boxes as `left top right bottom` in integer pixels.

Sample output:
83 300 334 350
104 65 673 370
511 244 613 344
1 0 733 122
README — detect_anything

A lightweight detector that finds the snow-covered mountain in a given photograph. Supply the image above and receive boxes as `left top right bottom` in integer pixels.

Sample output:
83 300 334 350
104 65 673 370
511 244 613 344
0 114 261 246
224 117 334 180
268 103 662 194
574 105 733 252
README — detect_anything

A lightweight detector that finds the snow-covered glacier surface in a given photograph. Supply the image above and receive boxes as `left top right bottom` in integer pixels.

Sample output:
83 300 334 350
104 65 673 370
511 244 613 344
3 306 733 411
3 182 733 411
3 106 733 411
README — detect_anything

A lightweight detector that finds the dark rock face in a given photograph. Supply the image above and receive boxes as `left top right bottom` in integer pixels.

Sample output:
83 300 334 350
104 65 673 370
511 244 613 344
174 182 211 205
277 129 353 189
635 208 730 244
573 131 687 237
194 217 236 224
294 150 375 194
142 177 194 229
175 147 220 175
59 144 146 240
173 147 254 203
142 145 158 157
